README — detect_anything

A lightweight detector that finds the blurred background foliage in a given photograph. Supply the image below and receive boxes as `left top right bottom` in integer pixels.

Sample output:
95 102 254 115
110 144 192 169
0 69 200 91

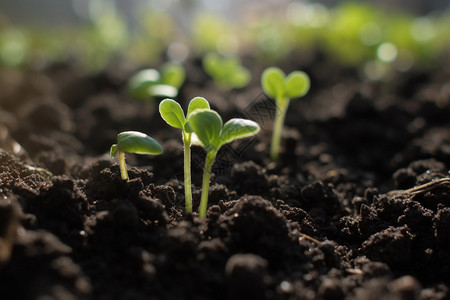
0 0 449 79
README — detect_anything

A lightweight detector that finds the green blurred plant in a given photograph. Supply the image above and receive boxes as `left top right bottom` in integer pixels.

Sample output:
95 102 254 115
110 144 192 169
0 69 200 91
129 10 177 65
128 62 185 104
261 67 310 161
76 0 129 72
1 1 450 75
323 2 381 65
245 18 294 63
286 3 329 56
192 13 238 54
0 29 29 67
202 52 251 90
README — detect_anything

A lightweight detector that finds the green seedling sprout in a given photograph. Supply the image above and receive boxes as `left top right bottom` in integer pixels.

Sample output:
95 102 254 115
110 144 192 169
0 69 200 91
159 97 210 212
187 109 260 219
202 52 251 90
110 131 163 181
261 67 310 161
128 62 185 101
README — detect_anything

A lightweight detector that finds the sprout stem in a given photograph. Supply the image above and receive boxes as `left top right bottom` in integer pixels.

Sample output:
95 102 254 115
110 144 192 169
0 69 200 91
183 133 193 212
199 150 217 219
118 150 129 181
271 98 289 161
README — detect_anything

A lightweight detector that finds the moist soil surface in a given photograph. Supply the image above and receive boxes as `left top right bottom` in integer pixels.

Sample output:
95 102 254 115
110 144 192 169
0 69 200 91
0 54 450 300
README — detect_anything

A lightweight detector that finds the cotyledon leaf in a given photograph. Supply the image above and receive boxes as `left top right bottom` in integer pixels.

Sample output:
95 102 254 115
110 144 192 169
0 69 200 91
159 99 186 129
116 131 163 155
219 118 261 146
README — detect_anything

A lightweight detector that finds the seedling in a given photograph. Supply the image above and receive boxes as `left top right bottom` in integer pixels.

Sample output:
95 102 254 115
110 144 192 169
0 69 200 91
261 67 310 161
187 109 260 218
128 62 185 101
110 131 163 181
202 52 251 90
159 97 210 212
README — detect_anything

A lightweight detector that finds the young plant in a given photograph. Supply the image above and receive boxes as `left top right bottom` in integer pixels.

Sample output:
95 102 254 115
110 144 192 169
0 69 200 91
202 52 251 90
128 62 185 101
261 67 310 161
187 109 260 219
159 97 210 212
110 131 163 181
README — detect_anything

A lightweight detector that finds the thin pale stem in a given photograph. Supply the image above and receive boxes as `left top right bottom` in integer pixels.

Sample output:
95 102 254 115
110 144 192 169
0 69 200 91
387 177 450 196
271 98 289 161
199 151 217 219
183 132 193 212
118 150 129 181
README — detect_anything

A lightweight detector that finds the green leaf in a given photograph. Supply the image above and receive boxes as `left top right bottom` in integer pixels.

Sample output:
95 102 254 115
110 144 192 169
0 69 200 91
202 52 219 76
159 99 186 129
160 63 185 89
117 131 163 155
130 69 160 83
186 97 211 133
203 52 250 90
284 71 310 99
148 84 178 98
187 109 222 152
219 118 261 146
110 144 118 157
229 68 251 89
128 69 160 100
261 67 285 99
223 57 240 77
187 97 210 116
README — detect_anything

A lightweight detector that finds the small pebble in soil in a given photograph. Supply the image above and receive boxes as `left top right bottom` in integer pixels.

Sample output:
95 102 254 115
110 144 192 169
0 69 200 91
388 275 421 298
318 277 345 300
225 253 269 300
278 280 293 293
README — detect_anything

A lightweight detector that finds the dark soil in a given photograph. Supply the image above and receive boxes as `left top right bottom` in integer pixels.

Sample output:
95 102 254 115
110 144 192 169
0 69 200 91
0 53 450 299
